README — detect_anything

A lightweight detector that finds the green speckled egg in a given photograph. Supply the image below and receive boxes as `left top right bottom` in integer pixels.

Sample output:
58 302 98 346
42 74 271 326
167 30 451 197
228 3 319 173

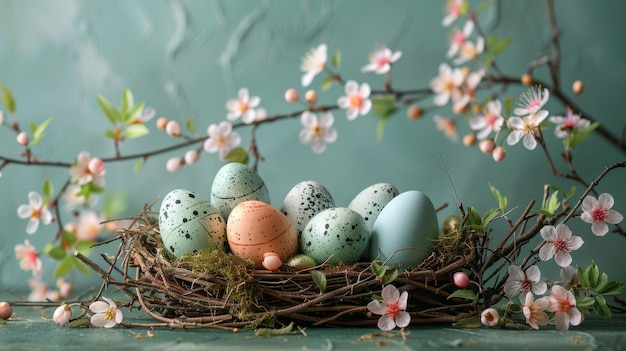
210 163 270 221
300 207 370 265
159 189 227 258
281 180 335 240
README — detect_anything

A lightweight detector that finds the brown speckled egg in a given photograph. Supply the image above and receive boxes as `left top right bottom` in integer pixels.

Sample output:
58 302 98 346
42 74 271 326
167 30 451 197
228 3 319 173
227 200 298 268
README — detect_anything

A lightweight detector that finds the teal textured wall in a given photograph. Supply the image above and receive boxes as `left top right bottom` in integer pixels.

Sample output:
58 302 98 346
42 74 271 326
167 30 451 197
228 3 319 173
1 0 625 294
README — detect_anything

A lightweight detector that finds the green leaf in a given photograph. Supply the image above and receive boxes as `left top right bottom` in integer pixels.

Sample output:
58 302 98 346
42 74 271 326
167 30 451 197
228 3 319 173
598 280 626 295
488 182 507 212
453 315 483 329
61 230 77 245
466 206 482 228
97 94 118 124
312 270 327 293
74 255 91 275
47 246 67 260
123 101 145 124
447 289 478 302
321 75 334 91
224 147 249 165
186 115 196 134
134 159 143 173
371 261 386 278
482 208 501 226
381 268 399 285
54 255 75 277
255 321 296 337
74 241 94 255
120 89 134 115
586 262 600 289
376 118 387 141
371 96 397 118
575 295 596 308
540 191 561 217
123 123 150 138
30 118 53 147
487 35 513 56
578 265 590 288
1 83 16 113
594 295 611 319
568 121 599 149
42 178 54 198
331 50 341 69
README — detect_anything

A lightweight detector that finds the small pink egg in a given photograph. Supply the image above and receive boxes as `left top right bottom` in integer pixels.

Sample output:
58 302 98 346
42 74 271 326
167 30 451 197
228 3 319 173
262 252 283 271
453 271 470 288
0 302 13 320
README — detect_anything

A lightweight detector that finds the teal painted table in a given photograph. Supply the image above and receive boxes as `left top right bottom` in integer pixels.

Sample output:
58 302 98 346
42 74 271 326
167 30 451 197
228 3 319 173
2 294 625 351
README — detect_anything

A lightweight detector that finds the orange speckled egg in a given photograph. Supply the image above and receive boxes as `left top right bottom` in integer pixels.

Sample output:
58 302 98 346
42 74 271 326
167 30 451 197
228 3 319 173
227 200 298 268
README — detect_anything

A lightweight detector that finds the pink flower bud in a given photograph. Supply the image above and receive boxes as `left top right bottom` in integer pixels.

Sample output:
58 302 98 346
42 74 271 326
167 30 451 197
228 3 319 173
57 279 73 298
88 157 106 175
284 89 299 103
492 146 506 162
184 150 199 165
463 133 476 147
479 139 496 154
16 132 29 146
53 304 72 325
0 302 12 320
166 157 183 172
453 271 470 288
165 120 181 137
305 90 317 104
481 308 499 327
261 252 283 271
156 117 168 130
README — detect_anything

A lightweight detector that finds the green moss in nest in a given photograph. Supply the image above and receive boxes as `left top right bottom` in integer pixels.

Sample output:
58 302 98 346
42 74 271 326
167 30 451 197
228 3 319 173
429 228 469 268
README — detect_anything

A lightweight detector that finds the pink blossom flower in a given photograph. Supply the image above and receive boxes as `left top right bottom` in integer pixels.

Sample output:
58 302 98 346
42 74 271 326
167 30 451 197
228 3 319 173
69 151 105 187
580 193 623 236
539 223 584 267
361 46 402 75
430 63 465 106
299 111 338 154
549 109 590 139
226 88 261 124
547 285 582 330
442 0 467 27
75 210 105 241
522 293 550 330
453 36 485 65
433 115 457 141
447 20 474 58
17 191 53 234
53 304 72 325
451 69 483 114
89 297 123 328
301 44 328 87
469 99 504 139
203 121 241 160
27 278 49 302
367 285 411 330
514 87 550 116
337 81 372 120
506 110 549 150
503 264 547 300
14 240 42 278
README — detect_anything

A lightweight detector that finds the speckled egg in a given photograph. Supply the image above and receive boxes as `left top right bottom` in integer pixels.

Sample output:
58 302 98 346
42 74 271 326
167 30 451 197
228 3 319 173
210 163 271 221
300 207 370 265
226 200 298 268
369 190 439 269
281 180 335 239
159 189 227 258
348 183 399 231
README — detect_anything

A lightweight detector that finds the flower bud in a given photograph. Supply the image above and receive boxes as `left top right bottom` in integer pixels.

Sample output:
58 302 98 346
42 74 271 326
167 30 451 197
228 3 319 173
572 80 584 94
184 149 199 165
57 279 73 298
479 139 496 154
0 302 12 320
481 308 499 327
261 252 283 271
47 290 62 302
453 272 470 288
88 157 106 175
165 121 181 137
492 146 506 162
156 117 168 130
407 105 423 120
284 89 299 103
463 133 477 147
16 132 29 146
166 157 183 172
521 74 533 85
304 90 317 104
53 304 72 325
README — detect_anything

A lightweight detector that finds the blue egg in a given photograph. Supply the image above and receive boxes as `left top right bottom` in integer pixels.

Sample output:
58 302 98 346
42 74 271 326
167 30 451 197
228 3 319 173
210 163 270 220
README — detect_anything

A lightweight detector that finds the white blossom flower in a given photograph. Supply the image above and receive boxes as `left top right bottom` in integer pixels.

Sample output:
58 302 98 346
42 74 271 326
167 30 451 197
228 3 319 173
17 191 52 234
469 99 504 139
442 0 467 27
366 285 411 331
452 69 484 114
203 121 241 160
430 63 465 106
558 265 579 287
549 109 590 139
14 240 42 278
361 46 402 75
89 297 123 328
580 193 623 236
522 293 549 330
53 304 72 325
480 308 499 327
447 20 474 58
226 88 261 124
301 44 328 87
337 80 372 120
506 110 549 150
503 264 547 300
539 223 584 267
69 151 105 187
75 210 105 241
132 106 155 124
514 87 550 116
453 36 484 65
547 285 582 330
299 111 338 154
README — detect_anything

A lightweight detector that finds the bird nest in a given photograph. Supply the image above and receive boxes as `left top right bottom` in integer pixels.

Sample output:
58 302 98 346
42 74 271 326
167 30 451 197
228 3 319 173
78 201 537 330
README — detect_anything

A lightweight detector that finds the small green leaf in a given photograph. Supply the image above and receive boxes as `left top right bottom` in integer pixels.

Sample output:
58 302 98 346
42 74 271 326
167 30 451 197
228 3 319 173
453 316 483 329
42 178 54 198
74 255 91 275
186 115 196 134
255 321 296 337
321 75 334 91
376 118 387 141
123 123 150 138
47 246 67 260
447 289 478 302
74 241 94 255
594 295 611 319
575 295 595 308
30 118 53 147
540 191 561 217
97 94 118 124
568 121 599 149
120 89 134 115
312 270 327 293
123 101 144 124
578 265 590 288
331 50 341 69
134 159 143 173
380 268 399 285
487 35 513 56
586 262 600 288
489 182 507 212
598 280 626 295
482 208 501 226
371 261 386 278
54 255 75 277
466 206 482 228
1 83 16 113
61 230 77 244
224 147 249 165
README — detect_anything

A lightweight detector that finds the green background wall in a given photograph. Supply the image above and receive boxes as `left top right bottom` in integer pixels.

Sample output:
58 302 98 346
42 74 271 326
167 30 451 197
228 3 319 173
1 0 625 295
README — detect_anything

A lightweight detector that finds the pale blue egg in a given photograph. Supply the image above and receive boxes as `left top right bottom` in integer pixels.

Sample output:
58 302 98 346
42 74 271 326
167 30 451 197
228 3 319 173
210 163 270 220
281 180 335 240
300 207 370 265
369 190 439 269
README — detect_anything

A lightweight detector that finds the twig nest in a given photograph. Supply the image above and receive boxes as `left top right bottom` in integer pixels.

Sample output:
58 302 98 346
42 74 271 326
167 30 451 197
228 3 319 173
262 252 283 271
